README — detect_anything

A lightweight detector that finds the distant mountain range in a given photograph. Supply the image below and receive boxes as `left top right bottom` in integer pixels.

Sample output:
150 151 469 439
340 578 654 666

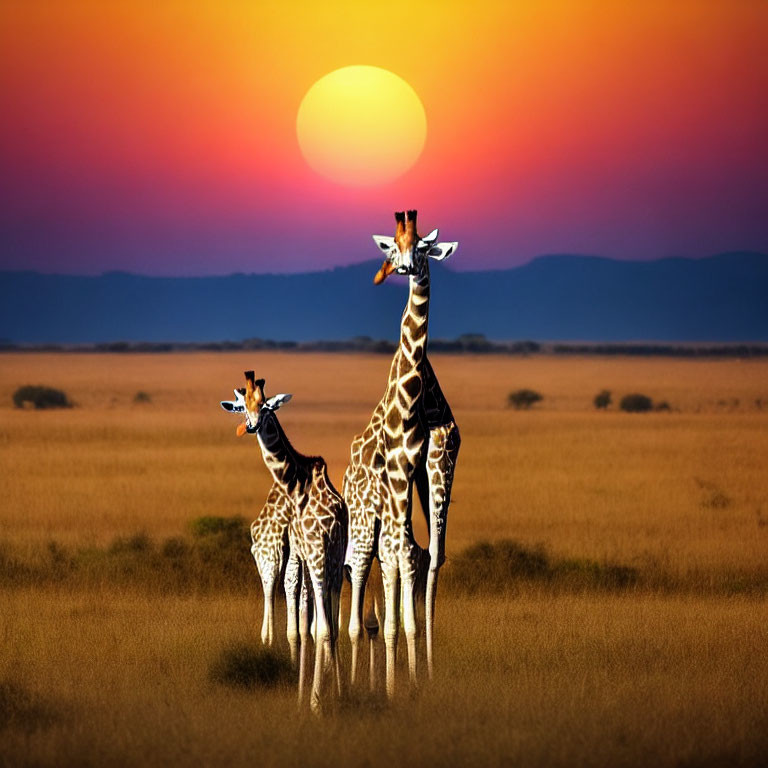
1 252 767 344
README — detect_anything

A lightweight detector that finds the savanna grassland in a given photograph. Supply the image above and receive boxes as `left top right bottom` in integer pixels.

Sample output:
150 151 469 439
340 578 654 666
1 352 767 767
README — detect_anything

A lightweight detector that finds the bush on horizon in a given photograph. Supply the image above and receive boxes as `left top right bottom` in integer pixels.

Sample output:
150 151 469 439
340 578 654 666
12 385 72 410
620 393 654 413
594 390 612 409
508 389 543 410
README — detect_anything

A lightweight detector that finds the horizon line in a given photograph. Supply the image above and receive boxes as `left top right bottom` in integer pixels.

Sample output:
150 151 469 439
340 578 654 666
2 250 766 280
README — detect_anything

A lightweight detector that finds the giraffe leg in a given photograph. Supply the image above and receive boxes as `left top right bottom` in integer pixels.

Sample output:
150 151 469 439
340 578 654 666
425 424 459 680
365 561 383 694
322 586 335 678
259 568 276 646
309 575 332 715
348 573 364 687
252 548 269 645
401 553 419 690
425 488 445 679
343 463 380 687
346 552 374 687
330 585 343 697
425 560 439 679
380 560 400 700
297 565 312 708
284 550 301 666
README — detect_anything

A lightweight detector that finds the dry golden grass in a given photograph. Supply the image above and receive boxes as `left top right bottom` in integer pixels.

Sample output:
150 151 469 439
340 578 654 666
1 352 767 766
1 588 766 767
1 352 767 577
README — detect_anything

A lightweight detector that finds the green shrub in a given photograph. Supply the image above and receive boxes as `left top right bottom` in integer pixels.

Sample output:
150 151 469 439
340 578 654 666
161 537 188 558
12 385 71 410
446 540 549 593
594 389 612 409
655 401 671 412
209 643 294 690
443 539 638 593
133 391 152 404
508 389 543 410
619 393 653 413
189 516 247 540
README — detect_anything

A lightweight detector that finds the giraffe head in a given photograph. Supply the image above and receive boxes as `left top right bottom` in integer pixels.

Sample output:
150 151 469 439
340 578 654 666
220 371 292 437
372 209 458 284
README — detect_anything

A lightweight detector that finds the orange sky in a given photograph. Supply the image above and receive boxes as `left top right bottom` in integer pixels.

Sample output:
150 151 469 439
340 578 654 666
1 0 766 273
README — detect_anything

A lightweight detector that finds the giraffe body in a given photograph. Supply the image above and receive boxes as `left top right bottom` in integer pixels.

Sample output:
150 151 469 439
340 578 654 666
344 357 460 686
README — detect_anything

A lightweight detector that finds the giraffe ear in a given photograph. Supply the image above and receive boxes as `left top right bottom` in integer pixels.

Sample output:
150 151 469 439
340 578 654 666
265 393 292 410
372 235 396 256
418 229 439 250
220 400 245 413
427 241 458 261
221 388 246 412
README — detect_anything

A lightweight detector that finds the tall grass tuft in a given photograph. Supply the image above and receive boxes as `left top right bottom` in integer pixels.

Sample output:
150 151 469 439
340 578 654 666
209 643 294 690
0 681 58 732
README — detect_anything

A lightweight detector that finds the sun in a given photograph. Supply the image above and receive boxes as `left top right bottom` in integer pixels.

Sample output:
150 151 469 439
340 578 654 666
296 65 427 187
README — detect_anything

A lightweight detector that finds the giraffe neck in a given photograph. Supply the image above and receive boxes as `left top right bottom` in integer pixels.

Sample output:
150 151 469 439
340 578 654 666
254 409 304 490
391 264 430 415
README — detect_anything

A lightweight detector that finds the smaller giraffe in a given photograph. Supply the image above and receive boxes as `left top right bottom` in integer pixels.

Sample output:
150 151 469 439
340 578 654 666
221 373 346 712
221 388 300 657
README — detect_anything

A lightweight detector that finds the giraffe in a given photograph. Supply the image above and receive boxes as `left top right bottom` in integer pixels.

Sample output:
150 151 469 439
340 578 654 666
221 387 301 658
343 209 459 696
221 373 346 712
375 225 460 682
372 227 461 675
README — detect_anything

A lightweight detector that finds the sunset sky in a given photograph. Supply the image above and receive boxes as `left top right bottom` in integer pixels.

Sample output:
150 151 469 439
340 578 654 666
1 0 767 275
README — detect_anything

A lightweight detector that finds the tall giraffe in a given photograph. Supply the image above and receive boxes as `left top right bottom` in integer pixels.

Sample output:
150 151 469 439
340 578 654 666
375 217 461 682
221 373 346 712
344 209 459 695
